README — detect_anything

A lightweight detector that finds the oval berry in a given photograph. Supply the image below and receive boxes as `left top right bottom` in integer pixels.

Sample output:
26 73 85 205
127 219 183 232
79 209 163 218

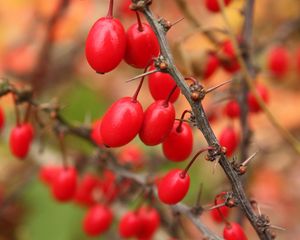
247 84 269 113
74 174 99 207
39 165 61 185
90 119 103 147
210 197 230 223
51 167 77 202
162 121 193 162
9 123 34 159
220 40 240 73
205 0 232 12
118 145 144 169
139 100 175 146
148 68 180 103
224 100 240 119
267 46 289 78
85 17 126 73
157 169 190 204
136 206 160 238
125 23 159 68
0 107 5 131
83 204 113 236
223 222 248 240
100 97 143 147
119 211 141 238
203 52 219 79
219 126 239 157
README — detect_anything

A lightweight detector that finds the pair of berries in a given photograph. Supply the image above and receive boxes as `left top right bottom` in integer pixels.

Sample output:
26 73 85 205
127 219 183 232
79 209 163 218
119 206 160 239
40 165 78 202
85 0 159 73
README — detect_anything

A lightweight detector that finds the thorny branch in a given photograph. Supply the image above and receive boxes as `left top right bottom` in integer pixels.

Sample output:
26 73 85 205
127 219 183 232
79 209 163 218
137 2 274 240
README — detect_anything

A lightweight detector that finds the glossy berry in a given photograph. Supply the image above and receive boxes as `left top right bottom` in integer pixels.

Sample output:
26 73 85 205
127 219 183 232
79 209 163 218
139 100 175 146
85 14 126 73
162 121 193 162
219 126 239 157
210 197 230 223
0 107 4 131
224 100 240 119
157 169 190 204
223 222 248 240
125 22 159 68
83 204 113 236
39 165 61 185
51 167 77 202
247 84 269 113
205 0 232 12
74 174 99 207
9 123 34 159
118 145 144 169
136 206 160 238
90 119 103 147
267 46 289 78
220 40 240 73
119 211 141 238
100 97 143 147
148 67 180 103
203 52 219 79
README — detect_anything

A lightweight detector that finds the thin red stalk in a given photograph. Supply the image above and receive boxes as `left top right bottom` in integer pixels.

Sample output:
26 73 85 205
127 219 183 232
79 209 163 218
132 66 149 101
107 0 114 18
176 110 192 132
136 11 144 32
180 146 214 178
163 85 178 107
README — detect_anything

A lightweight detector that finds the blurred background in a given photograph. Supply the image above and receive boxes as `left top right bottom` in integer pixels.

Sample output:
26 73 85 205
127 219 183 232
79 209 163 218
0 0 300 239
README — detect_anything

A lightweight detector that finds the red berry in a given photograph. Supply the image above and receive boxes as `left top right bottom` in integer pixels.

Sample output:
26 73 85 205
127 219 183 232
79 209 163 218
162 121 193 162
119 211 141 238
139 100 175 146
247 83 269 113
100 97 143 147
210 198 230 223
74 174 99 207
224 100 240 119
157 169 190 204
51 167 77 202
203 52 219 79
148 67 180 103
85 17 126 73
119 0 135 18
0 107 5 131
267 46 289 78
220 40 240 73
223 222 248 240
125 23 159 68
39 165 61 185
219 126 239 157
9 123 34 159
136 206 160 238
98 170 119 202
205 0 232 12
83 204 113 236
90 119 103 147
118 145 144 169
296 47 300 74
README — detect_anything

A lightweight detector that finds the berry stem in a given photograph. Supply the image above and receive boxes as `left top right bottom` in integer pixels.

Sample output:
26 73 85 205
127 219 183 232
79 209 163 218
58 132 68 169
180 146 214 178
24 102 32 123
176 109 192 132
135 11 144 32
107 0 114 18
12 93 21 126
184 76 197 84
132 66 149 102
163 85 178 107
